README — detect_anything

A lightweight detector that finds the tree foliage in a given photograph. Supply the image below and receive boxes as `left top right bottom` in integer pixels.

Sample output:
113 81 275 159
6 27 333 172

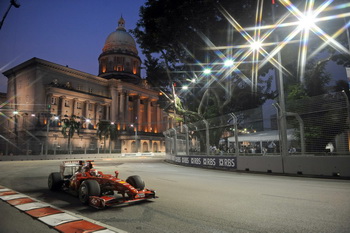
132 0 276 123
133 0 350 151
96 120 119 152
61 116 80 152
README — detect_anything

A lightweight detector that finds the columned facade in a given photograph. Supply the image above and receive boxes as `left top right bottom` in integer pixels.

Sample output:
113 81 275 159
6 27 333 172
0 16 170 155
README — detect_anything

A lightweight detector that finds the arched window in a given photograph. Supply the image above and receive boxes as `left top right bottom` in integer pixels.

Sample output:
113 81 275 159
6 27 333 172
131 141 136 153
133 61 138 74
142 142 148 152
153 142 158 152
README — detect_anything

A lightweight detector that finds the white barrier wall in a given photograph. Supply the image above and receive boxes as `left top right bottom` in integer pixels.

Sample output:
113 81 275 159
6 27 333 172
237 156 350 177
283 156 350 177
167 155 350 178
236 156 283 173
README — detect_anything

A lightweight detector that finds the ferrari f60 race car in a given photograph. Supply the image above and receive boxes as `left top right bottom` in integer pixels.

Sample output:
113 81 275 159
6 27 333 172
48 160 157 209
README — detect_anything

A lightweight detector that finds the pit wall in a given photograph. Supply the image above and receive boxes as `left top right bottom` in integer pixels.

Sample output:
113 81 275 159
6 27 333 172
166 155 350 178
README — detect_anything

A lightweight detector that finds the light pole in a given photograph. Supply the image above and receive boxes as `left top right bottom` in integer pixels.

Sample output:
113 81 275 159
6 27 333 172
271 2 289 160
13 111 19 154
0 0 20 30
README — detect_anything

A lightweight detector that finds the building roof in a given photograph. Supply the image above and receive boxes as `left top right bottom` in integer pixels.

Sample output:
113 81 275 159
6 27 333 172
102 17 138 55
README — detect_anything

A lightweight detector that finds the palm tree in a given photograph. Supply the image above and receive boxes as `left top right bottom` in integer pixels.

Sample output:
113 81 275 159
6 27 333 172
96 120 117 153
61 115 80 154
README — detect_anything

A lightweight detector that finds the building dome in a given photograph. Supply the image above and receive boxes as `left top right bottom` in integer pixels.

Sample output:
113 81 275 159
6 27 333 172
98 16 141 82
102 17 138 55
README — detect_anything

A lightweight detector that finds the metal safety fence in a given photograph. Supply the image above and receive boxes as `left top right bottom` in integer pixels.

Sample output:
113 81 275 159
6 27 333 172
164 91 350 157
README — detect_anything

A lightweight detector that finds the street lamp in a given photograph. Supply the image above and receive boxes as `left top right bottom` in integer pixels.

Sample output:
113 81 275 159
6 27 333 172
224 59 234 67
12 111 19 154
0 0 20 30
203 68 212 75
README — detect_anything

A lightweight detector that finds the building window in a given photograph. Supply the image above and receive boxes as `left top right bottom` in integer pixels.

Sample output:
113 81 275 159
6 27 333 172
89 88 93 93
133 61 138 74
77 102 81 109
77 85 81 91
65 100 70 107
51 97 57 105
88 103 93 111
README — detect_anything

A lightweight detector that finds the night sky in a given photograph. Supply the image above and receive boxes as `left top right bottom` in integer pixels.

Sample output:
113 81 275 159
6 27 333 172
0 0 348 95
0 0 146 93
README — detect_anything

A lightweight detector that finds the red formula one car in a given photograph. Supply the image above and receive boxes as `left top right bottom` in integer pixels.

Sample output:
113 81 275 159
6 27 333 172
48 160 157 209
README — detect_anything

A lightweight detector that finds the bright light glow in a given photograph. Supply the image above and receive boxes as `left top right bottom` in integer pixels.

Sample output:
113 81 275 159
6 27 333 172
250 40 262 51
54 116 59 120
224 59 234 67
191 78 196 83
86 119 91 123
188 0 350 95
111 122 115 125
13 111 18 115
182 85 189 90
130 124 134 127
277 0 350 83
203 68 211 75
31 114 35 117
298 12 316 30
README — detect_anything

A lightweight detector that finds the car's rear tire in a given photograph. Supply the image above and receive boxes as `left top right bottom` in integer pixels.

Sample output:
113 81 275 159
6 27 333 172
126 175 145 190
79 180 101 204
48 172 63 191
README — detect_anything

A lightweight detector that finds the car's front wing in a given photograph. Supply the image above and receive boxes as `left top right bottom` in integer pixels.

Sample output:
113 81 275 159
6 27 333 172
89 189 157 209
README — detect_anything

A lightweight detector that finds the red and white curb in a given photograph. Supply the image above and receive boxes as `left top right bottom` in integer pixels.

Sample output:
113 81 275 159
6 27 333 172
0 185 127 233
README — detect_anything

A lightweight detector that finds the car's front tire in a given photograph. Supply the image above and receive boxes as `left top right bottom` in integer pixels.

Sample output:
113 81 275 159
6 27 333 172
126 175 145 190
79 180 101 204
48 172 63 191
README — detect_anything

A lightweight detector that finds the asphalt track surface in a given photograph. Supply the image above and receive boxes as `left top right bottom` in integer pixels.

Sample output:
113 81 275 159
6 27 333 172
0 157 350 233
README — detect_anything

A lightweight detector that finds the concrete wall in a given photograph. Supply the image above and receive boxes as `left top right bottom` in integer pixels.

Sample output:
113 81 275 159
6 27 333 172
237 156 350 177
167 155 350 178
283 156 350 177
237 156 283 173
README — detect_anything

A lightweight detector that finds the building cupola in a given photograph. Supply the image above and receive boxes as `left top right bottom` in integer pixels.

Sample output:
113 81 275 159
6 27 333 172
98 16 141 83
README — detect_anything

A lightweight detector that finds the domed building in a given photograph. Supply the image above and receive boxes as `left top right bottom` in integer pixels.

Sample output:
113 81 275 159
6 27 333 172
0 17 171 156
98 17 141 83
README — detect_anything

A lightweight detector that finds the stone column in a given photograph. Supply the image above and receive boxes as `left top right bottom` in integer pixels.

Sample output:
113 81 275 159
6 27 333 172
124 92 129 130
106 104 110 121
110 87 117 123
156 104 161 133
84 100 90 119
72 98 78 117
135 95 141 131
59 96 66 117
146 99 152 132
119 92 125 128
94 103 99 126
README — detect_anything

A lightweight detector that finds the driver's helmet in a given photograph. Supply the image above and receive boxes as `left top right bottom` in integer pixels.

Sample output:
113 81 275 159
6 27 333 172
82 165 90 173
90 169 98 176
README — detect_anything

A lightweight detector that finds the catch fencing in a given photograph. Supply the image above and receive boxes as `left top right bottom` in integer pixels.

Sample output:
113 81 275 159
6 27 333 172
164 91 350 157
